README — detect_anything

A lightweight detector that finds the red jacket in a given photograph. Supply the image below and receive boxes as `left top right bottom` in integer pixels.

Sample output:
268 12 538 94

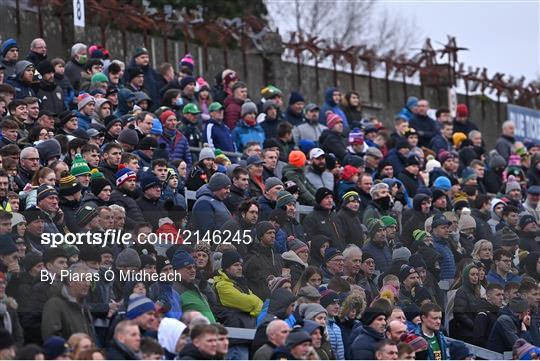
224 95 243 130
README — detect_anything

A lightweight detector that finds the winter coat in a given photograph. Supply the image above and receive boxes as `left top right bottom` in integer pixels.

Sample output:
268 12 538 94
486 305 535 353
409 114 438 147
59 196 82 234
232 120 266 152
433 236 456 280
203 119 236 153
350 325 385 360
319 129 348 162
473 302 501 347
284 107 304 127
281 250 308 286
64 58 85 91
158 130 193 166
36 80 65 114
186 163 215 192
470 208 495 242
451 265 487 341
519 230 540 253
173 280 216 323
243 242 283 300
362 241 392 273
106 339 141 360
302 205 345 250
41 286 95 341
224 184 249 215
1 58 16 78
54 73 75 109
282 165 316 206
305 166 334 191
0 296 23 346
136 196 166 230
255 194 274 222
224 95 243 130
292 121 327 144
110 188 145 225
384 148 408 175
527 156 540 186
486 269 522 287
453 119 479 135
327 318 345 360
320 87 349 128
179 119 202 148
190 185 232 234
161 186 187 210
125 59 160 110
260 116 282 139
336 207 365 247
495 135 515 160
397 169 423 197
76 111 92 131
6 76 35 100
213 269 263 317
254 343 276 360
429 134 452 156
414 324 449 360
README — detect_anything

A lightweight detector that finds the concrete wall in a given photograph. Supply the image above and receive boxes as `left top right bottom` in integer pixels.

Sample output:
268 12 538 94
0 1 507 147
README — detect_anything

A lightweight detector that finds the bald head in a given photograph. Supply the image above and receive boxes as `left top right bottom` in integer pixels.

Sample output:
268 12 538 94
386 320 407 342
266 320 290 347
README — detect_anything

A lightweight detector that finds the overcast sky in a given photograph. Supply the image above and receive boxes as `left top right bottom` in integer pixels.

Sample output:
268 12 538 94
378 0 539 82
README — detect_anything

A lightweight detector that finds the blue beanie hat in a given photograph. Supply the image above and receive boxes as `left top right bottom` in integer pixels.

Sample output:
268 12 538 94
434 176 452 191
0 234 17 255
172 250 195 269
406 96 419 109
324 247 341 264
180 76 196 90
140 173 161 192
115 165 136 187
221 251 243 270
299 139 316 154
126 294 155 320
42 336 69 360
151 118 163 136
1 38 18 58
289 91 305 106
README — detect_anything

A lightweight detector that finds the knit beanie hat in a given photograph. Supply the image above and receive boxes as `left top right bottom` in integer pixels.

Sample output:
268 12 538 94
42 336 68 360
341 165 358 181
156 255 171 274
497 226 519 246
425 156 441 173
458 214 476 232
324 247 342 264
326 112 343 129
315 187 333 204
91 72 108 86
150 119 163 136
320 290 340 308
140 173 161 192
115 248 141 269
506 179 521 194
159 110 176 124
0 38 18 57
288 91 304 105
285 329 312 349
256 221 275 239
268 275 290 293
179 76 196 91
221 251 243 270
172 250 195 269
264 177 283 192
401 333 429 352
37 185 58 203
71 154 91 177
127 294 155 320
300 303 327 320
433 176 451 191
348 128 364 145
276 190 296 209
342 191 360 205
180 53 194 71
90 177 112 196
381 215 397 228
207 172 231 191
399 264 418 282
36 139 61 161
514 338 540 360
361 307 387 326
452 192 469 210
199 147 215 161
288 150 306 168
456 103 469 117
241 102 257 117
412 229 428 242
0 235 17 256
36 60 55 75
392 246 411 262
118 125 139 147
59 173 81 196
452 132 467 147
289 239 308 254
448 340 473 360
75 205 99 227
115 164 137 187
79 246 101 263
104 115 122 130
367 218 384 235
22 251 42 271
520 214 537 230
298 285 321 300
90 168 105 180
77 93 95 111
461 167 477 184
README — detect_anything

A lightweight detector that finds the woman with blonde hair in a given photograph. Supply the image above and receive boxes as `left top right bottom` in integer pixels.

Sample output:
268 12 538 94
67 333 94 359
471 239 493 271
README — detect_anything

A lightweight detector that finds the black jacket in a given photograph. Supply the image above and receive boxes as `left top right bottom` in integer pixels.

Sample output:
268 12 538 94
106 339 141 360
136 196 166 230
302 205 345 250
397 169 422 197
451 267 487 341
319 129 348 161
224 184 248 215
110 188 145 226
473 302 501 347
179 343 213 360
37 80 65 114
59 196 81 233
336 207 365 247
243 242 283 300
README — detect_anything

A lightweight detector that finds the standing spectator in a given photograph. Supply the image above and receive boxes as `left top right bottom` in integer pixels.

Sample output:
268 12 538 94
125 47 160 110
224 81 247 130
26 38 47 66
64 43 88 91
429 121 453 155
362 219 392 273
431 215 456 281
158 110 192 167
495 121 517 160
350 307 387 359
319 112 347 161
284 91 305 126
282 150 316 206
292 103 326 144
473 283 504 347
6 61 36 99
106 320 142 360
253 320 290 359
223 166 249 215
302 188 344 249
1 39 19 78
179 103 202 148
320 87 348 128
305 148 334 191
232 102 265 152
203 102 236 153
453 104 479 135
190 173 231 234
409 99 438 148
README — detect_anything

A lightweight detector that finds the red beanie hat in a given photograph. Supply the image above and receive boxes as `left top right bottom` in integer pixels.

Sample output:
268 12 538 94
341 165 358 181
159 110 176 124
326 112 343 129
289 150 306 168
456 104 469 117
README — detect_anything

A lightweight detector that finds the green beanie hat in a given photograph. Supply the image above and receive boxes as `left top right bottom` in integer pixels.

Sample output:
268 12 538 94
367 218 384 235
71 154 91 177
381 215 397 228
90 168 105 180
91 72 109 86
412 229 428 242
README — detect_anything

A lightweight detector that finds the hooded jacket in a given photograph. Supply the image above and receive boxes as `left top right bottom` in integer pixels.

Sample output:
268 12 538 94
232 119 266 152
6 61 36 99
37 78 65 114
486 304 534 353
302 205 344 250
281 250 308 286
282 164 316 206
384 148 408 175
320 87 349 128
158 318 187 359
243 241 283 300
319 128 348 162
350 325 385 360
224 95 243 130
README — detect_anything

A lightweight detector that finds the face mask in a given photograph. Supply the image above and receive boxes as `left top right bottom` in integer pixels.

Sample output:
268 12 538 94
175 98 184 107
78 54 87 64
244 116 257 126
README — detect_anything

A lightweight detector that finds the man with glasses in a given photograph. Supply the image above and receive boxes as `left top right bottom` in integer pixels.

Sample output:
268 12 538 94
321 248 345 283
17 147 40 187
487 249 523 287
26 38 47 66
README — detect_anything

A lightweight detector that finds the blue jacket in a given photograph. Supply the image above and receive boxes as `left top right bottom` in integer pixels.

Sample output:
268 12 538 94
6 69 36 99
486 305 535 353
158 130 193 168
362 241 392 273
433 236 456 280
125 59 160 111
384 148 408 175
161 185 187 210
350 325 384 360
190 185 232 234
232 120 265 152
414 324 449 360
320 87 349 128
151 281 182 320
76 111 92 131
429 134 452 156
115 89 134 117
409 114 438 147
256 299 296 328
486 269 522 287
327 318 345 360
203 119 236 153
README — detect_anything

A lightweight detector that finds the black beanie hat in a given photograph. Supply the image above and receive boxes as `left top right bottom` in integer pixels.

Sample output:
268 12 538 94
315 187 334 204
79 246 101 263
91 177 111 196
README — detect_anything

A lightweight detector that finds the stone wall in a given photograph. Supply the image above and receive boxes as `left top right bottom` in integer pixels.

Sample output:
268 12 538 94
0 1 506 146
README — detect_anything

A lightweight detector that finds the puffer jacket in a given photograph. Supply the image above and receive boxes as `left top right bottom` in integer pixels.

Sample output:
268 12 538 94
232 119 266 152
486 305 535 353
158 130 193 167
213 270 263 317
224 95 243 130
362 240 392 273
189 185 232 234
349 325 384 360
110 188 145 225
433 236 456 280
319 129 348 162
